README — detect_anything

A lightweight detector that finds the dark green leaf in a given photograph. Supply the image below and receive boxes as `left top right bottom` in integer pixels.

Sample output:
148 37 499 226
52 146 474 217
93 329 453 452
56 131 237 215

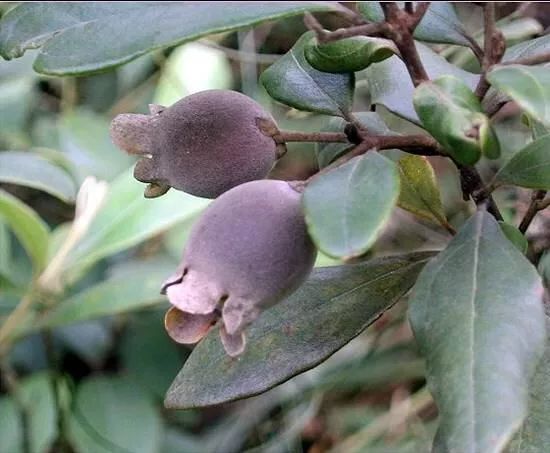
409 211 545 453
508 312 550 452
316 112 393 168
304 35 397 73
303 152 400 259
260 31 355 117
413 76 498 165
0 189 50 273
488 65 550 127
397 155 448 228
493 135 550 189
69 376 162 453
0 2 338 75
365 42 478 124
165 252 433 409
499 221 528 254
0 151 77 203
358 2 471 46
120 311 183 399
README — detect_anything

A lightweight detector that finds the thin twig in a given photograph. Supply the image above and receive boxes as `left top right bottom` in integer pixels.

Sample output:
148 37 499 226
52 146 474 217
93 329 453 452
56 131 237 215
519 190 548 233
274 131 349 144
333 387 433 453
459 166 503 220
475 3 506 99
381 2 430 86
304 12 385 44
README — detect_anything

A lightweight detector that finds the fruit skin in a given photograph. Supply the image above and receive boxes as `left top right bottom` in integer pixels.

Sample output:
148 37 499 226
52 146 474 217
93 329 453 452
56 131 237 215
162 179 317 356
110 90 282 199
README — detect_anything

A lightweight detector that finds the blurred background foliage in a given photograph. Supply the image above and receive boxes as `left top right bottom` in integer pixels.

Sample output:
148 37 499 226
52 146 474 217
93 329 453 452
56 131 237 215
0 2 549 452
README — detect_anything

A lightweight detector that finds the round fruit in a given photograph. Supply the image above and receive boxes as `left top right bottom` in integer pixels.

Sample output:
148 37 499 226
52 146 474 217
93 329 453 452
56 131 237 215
162 179 317 356
110 90 283 199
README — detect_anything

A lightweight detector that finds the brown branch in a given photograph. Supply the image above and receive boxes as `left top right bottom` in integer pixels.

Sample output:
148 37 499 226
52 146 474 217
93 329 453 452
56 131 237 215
519 190 548 233
381 2 430 86
304 12 385 44
458 165 503 220
274 131 349 143
475 3 506 99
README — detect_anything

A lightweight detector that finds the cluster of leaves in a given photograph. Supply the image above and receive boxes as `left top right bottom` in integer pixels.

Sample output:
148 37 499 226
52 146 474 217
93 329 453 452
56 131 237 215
0 2 550 452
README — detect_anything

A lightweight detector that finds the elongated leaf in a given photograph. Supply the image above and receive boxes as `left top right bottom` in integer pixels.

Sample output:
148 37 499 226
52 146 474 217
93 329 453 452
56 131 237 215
397 155 448 227
409 211 545 453
0 2 337 75
365 42 478 124
488 65 550 126
509 313 550 452
316 112 393 168
41 263 174 329
0 151 77 203
358 2 470 46
63 167 209 281
58 109 135 183
303 152 400 259
0 189 50 273
261 31 354 117
493 135 550 190
69 376 162 453
165 252 433 409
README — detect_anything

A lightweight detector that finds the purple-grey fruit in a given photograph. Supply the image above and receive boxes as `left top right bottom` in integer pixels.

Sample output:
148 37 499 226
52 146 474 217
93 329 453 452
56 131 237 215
162 179 317 357
110 90 283 199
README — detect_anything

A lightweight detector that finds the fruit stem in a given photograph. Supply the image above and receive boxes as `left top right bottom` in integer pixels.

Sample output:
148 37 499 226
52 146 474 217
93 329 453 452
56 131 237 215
274 131 349 143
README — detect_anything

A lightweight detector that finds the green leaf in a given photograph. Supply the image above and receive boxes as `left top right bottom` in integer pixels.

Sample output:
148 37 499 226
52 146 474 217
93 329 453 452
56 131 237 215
304 35 397 73
0 397 22 453
63 167 209 281
522 114 550 140
120 311 183 399
488 65 550 127
358 2 471 46
0 189 50 273
58 109 135 183
316 112 393 168
499 221 528 254
40 263 174 329
0 2 338 75
365 42 478 124
0 151 77 203
508 313 550 452
397 155 448 228
303 152 400 259
493 135 550 190
504 34 550 63
413 75 499 165
409 211 545 453
260 31 355 117
69 376 162 453
165 252 433 409
13 373 58 453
